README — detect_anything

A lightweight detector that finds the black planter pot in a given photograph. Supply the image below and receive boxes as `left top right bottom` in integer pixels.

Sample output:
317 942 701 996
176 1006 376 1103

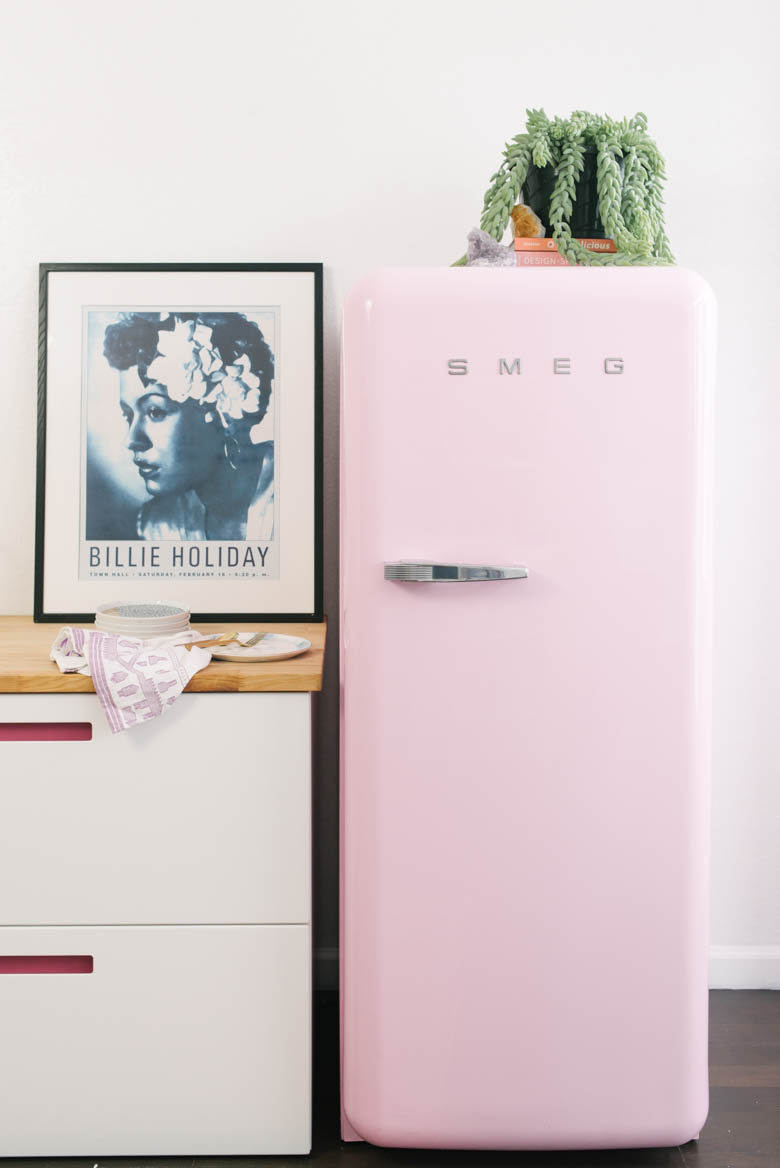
524 146 607 239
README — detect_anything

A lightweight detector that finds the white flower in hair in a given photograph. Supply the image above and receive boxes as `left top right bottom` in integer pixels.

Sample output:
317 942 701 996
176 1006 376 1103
144 319 266 430
145 319 221 404
207 353 263 425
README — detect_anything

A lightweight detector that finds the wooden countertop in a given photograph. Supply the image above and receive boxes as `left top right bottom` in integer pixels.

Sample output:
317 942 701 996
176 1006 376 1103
0 616 326 694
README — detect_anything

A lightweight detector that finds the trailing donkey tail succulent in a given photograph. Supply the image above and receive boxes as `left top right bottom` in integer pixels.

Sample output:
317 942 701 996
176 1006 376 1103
455 109 674 267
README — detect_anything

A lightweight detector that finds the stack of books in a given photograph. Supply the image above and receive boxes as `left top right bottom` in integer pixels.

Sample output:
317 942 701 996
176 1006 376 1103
514 237 616 266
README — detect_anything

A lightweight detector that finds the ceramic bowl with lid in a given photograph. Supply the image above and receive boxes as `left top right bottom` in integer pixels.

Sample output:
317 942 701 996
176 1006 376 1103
95 601 190 637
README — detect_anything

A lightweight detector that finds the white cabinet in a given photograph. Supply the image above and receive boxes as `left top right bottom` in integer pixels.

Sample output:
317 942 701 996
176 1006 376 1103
0 924 310 1155
0 620 323 1157
0 692 311 925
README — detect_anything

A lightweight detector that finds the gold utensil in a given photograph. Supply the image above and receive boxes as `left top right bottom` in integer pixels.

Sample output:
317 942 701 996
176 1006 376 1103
184 631 266 652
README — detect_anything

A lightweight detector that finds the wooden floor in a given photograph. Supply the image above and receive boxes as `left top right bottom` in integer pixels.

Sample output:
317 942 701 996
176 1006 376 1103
3 991 778 1167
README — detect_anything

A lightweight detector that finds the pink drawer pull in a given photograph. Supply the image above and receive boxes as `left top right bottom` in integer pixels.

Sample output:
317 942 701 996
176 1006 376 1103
0 956 94 974
0 723 92 742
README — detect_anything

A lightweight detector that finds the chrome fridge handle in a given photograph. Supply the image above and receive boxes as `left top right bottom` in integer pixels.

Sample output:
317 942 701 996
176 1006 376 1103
384 562 529 582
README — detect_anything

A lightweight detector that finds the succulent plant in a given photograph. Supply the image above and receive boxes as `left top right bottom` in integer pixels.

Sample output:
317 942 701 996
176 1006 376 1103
455 109 674 267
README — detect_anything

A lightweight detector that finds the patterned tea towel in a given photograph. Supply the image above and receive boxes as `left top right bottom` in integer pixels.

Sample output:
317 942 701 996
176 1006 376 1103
50 627 212 734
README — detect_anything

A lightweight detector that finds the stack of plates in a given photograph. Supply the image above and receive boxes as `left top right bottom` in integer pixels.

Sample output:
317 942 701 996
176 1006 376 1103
95 602 190 638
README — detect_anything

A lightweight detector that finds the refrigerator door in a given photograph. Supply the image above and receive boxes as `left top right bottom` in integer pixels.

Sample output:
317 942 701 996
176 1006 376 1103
340 267 715 1150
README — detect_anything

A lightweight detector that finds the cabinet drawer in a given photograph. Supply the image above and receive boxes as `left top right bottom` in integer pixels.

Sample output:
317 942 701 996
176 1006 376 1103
0 923 311 1155
0 692 311 925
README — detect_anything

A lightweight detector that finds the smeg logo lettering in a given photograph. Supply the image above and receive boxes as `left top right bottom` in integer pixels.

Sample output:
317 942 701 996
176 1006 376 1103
447 358 625 376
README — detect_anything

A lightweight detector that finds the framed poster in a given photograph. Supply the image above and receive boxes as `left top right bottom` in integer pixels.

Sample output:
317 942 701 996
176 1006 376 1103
34 263 322 622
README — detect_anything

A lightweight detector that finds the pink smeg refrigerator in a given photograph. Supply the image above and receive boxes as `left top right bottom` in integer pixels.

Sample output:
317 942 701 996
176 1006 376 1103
340 267 715 1151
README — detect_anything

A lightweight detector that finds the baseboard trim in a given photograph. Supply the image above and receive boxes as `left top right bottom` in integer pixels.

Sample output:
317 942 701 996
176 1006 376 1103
708 945 780 990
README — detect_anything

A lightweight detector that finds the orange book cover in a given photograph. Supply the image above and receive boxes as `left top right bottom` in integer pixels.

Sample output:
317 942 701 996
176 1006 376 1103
513 236 616 253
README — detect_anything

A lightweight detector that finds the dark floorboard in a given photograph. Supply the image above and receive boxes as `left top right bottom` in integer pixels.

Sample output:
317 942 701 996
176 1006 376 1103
2 991 778 1167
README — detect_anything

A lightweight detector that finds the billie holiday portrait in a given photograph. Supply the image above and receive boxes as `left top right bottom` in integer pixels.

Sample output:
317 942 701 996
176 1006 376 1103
84 309 276 543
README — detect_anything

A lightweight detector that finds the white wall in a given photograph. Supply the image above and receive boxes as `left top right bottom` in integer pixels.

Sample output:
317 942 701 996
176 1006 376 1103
0 0 778 988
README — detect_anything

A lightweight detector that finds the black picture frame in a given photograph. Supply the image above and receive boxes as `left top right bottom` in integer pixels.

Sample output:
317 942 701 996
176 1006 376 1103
35 263 323 623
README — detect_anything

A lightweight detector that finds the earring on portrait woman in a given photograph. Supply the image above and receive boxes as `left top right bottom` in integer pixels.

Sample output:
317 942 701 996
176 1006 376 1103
223 434 241 471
